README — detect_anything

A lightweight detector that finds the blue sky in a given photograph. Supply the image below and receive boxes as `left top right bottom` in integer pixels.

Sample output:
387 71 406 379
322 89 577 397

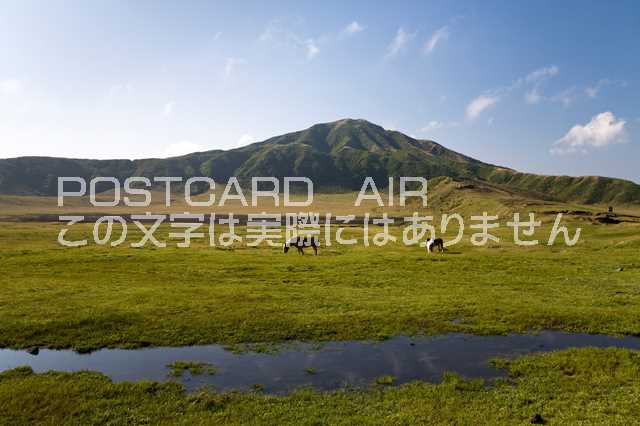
1 0 638 182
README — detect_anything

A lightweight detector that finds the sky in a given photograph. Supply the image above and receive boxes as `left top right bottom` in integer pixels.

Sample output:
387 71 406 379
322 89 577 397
1 0 639 182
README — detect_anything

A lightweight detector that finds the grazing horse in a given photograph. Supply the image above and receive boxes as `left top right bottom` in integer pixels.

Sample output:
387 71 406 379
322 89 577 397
284 236 319 255
426 237 445 253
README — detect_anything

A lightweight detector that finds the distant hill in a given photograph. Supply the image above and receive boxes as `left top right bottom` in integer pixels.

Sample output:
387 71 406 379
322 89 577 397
0 119 638 205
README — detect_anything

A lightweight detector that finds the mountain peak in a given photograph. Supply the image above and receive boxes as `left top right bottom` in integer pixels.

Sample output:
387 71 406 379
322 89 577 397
331 118 380 127
329 118 392 135
0 119 638 204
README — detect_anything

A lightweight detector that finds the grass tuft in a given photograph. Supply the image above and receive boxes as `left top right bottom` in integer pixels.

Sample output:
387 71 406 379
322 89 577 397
167 361 216 377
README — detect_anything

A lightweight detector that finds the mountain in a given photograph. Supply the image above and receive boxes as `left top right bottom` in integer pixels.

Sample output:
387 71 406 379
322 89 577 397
0 118 638 205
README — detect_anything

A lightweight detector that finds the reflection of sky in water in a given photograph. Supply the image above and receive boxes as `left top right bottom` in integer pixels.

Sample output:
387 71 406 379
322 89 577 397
1 332 639 394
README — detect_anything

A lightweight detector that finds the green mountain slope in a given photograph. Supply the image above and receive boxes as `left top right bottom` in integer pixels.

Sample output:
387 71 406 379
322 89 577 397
0 119 638 204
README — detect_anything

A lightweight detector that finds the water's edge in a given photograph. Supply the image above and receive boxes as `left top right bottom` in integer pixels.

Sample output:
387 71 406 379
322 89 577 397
2 332 639 394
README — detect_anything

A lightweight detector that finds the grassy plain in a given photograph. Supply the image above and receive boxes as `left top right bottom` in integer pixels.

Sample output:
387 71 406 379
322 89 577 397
4 177 639 218
1 199 640 424
0 218 639 351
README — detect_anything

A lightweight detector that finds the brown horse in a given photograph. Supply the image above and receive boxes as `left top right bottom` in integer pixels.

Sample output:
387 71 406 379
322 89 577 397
284 236 319 255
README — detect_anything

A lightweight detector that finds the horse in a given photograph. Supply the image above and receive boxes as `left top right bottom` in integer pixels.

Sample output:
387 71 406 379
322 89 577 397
284 236 319 255
426 237 445 253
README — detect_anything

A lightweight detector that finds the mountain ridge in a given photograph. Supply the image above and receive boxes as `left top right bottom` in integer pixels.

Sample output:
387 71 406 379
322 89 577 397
0 119 638 205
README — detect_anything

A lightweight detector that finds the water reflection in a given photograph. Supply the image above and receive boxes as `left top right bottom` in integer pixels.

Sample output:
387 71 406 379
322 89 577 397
1 332 638 393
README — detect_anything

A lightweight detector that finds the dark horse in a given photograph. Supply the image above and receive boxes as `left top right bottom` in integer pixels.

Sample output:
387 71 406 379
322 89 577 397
426 237 445 253
284 236 319 255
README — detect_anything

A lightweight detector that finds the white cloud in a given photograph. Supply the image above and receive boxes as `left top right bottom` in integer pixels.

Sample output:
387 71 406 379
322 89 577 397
466 95 499 119
0 79 24 94
224 57 246 78
344 21 364 35
423 26 449 53
422 121 444 130
584 79 626 99
524 87 543 104
525 65 559 83
162 101 174 117
236 134 256 148
465 64 559 117
386 27 416 58
584 85 599 99
465 65 558 118
518 65 559 105
552 87 577 107
551 112 626 155
419 120 459 132
161 141 205 158
304 39 319 60
259 20 320 61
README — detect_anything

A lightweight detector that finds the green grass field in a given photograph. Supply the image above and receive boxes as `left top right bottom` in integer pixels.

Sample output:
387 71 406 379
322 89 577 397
1 219 640 424
1 220 639 350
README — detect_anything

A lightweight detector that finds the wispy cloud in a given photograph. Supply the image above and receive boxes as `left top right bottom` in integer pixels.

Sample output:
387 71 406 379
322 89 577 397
521 67 623 107
469 65 560 118
344 21 364 35
259 20 321 61
584 85 599 99
386 27 417 58
525 65 559 83
551 87 577 108
551 112 626 155
466 95 499 120
524 87 543 104
584 79 627 99
419 120 460 132
423 26 449 53
519 65 560 104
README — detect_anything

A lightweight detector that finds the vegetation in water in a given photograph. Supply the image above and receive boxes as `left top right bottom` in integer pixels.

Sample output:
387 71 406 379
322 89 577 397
167 361 216 377
375 375 396 385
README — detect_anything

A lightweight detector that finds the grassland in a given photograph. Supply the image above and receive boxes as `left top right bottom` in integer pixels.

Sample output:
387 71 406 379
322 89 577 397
1 204 640 424
1 218 639 351
1 348 639 424
4 176 640 218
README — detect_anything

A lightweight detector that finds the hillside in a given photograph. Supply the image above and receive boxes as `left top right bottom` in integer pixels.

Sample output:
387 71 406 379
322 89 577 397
0 119 638 205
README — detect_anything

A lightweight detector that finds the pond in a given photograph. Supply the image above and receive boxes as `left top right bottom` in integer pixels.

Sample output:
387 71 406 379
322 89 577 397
1 331 639 393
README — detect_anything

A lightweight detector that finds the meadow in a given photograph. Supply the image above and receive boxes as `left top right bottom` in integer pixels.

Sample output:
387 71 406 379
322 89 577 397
1 216 640 424
1 218 639 350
